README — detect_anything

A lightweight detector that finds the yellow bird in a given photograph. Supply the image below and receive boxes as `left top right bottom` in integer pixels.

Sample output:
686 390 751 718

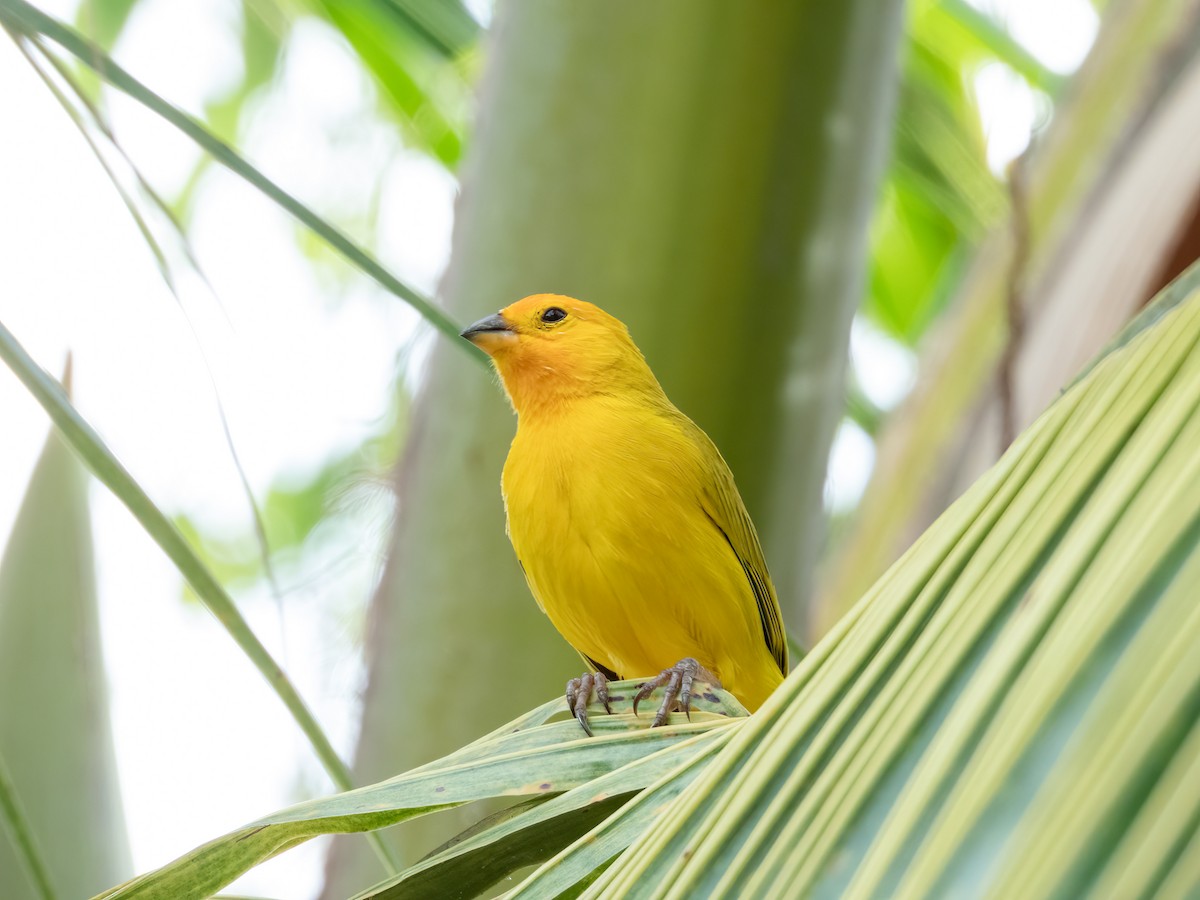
462 295 788 733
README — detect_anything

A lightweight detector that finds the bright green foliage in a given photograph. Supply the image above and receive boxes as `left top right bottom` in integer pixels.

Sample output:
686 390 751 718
69 0 475 173
0 391 131 898
66 0 139 99
174 467 346 591
357 0 480 59
937 0 1064 94
173 0 289 216
308 0 474 168
204 0 287 144
869 2 1007 344
71 0 138 52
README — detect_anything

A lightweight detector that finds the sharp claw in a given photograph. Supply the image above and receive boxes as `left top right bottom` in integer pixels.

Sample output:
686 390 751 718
680 669 695 721
572 659 714 733
652 670 681 728
568 671 613 737
634 658 718 728
597 673 613 714
632 680 657 718
578 673 595 736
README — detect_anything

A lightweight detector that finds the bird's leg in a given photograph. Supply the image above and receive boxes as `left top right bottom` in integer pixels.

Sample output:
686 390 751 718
633 657 721 727
565 671 612 736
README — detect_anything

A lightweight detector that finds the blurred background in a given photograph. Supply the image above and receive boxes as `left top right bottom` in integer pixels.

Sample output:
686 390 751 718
1 0 1198 896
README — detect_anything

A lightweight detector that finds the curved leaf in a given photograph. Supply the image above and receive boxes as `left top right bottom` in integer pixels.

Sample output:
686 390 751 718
0 382 130 898
97 684 743 899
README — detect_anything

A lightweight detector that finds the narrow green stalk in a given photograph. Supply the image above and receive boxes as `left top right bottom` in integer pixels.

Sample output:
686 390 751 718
940 0 1066 95
0 753 56 900
0 0 474 357
12 29 286 611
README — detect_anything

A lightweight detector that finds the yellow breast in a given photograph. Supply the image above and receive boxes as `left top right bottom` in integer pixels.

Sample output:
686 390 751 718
501 395 782 709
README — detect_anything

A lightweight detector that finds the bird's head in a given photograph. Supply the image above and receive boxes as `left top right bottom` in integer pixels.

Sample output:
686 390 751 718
461 294 658 415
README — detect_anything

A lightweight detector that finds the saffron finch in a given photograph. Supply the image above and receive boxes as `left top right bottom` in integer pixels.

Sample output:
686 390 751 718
462 295 787 732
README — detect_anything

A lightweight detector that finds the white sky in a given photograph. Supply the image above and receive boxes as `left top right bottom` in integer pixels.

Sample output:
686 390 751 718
0 0 1096 896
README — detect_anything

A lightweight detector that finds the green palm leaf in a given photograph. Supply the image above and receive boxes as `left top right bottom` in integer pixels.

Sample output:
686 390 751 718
587 263 1200 897
0 389 129 898
92 689 742 898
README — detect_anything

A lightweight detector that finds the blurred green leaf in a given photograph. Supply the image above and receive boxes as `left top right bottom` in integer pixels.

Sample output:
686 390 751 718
175 0 289 217
0 0 470 350
867 2 1007 344
370 0 480 60
863 0 1077 345
67 0 144 98
72 0 139 50
0 755 55 900
0 372 131 899
174 454 366 592
937 0 1066 95
207 0 287 141
0 321 361 823
309 0 471 167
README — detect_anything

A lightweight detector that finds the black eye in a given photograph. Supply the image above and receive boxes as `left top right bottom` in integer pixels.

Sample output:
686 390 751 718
540 307 567 324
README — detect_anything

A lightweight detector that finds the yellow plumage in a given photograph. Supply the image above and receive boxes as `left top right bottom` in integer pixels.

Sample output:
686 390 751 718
462 294 786 713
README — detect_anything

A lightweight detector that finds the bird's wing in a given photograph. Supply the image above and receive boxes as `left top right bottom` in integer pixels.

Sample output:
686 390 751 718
688 427 789 676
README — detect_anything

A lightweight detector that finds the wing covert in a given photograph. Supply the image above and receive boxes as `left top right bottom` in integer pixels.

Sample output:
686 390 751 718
689 429 789 676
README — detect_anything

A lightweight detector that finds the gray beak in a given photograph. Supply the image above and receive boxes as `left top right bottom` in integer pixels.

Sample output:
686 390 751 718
460 312 515 343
